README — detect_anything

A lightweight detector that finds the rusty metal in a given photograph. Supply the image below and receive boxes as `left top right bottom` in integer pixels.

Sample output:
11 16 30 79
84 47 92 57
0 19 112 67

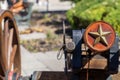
5 71 20 80
31 71 42 80
84 21 116 52
0 10 21 79
66 41 75 52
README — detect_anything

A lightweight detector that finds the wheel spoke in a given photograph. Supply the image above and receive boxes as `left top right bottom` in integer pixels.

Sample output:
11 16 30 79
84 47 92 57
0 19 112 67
8 28 14 70
8 28 14 52
9 45 17 71
2 20 9 72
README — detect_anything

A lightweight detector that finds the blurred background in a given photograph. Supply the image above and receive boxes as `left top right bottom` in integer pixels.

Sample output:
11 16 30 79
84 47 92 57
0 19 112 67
1 0 119 53
0 0 120 77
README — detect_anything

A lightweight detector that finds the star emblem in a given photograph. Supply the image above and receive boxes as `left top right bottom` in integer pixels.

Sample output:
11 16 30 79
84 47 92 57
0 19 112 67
88 24 111 46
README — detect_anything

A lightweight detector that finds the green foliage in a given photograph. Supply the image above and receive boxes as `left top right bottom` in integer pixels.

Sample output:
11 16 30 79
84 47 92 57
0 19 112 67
71 0 82 3
66 0 120 35
60 0 81 3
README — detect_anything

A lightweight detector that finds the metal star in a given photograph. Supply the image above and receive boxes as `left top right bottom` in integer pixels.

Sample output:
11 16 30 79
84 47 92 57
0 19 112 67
88 24 111 46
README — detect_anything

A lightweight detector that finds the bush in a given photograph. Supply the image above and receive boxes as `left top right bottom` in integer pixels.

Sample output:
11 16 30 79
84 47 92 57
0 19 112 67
60 0 81 3
71 0 82 3
66 0 120 35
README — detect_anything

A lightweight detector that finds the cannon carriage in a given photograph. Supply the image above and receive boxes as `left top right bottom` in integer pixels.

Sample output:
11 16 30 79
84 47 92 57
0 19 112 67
0 9 119 80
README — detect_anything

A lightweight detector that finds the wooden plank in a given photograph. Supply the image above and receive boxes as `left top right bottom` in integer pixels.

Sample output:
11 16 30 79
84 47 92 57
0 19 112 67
29 70 108 80
35 71 72 80
112 72 120 80
84 58 107 69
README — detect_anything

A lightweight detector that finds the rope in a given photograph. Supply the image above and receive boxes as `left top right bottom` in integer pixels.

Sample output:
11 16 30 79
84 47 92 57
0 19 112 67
84 44 90 80
57 46 63 60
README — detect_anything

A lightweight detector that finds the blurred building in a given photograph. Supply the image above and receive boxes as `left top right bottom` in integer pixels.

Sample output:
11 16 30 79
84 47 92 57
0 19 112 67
32 0 73 12
0 0 8 10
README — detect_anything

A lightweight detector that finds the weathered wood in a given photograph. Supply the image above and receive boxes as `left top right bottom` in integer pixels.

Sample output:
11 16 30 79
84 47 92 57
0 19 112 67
112 72 120 80
0 10 21 78
34 71 72 80
2 20 9 73
84 58 107 69
9 45 17 71
8 28 13 70
30 71 110 80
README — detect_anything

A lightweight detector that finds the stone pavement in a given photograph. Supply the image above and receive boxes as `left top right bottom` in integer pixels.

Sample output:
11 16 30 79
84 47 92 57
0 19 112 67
21 46 65 76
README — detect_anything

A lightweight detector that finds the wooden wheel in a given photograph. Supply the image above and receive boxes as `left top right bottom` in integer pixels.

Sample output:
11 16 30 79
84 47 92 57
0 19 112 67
0 10 21 79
